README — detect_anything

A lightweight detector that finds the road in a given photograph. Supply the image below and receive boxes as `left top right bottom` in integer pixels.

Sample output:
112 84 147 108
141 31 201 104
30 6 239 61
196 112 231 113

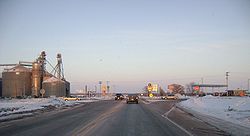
0 99 228 136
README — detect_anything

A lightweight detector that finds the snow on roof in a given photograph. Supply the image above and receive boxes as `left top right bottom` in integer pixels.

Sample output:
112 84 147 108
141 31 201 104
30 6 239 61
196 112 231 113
4 65 31 72
43 77 65 83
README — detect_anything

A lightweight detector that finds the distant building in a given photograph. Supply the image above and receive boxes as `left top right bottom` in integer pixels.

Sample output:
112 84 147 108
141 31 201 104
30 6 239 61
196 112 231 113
168 84 184 94
227 89 247 96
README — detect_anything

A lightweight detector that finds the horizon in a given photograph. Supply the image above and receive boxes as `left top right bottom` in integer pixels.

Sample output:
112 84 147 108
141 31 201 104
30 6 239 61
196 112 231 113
1 0 250 93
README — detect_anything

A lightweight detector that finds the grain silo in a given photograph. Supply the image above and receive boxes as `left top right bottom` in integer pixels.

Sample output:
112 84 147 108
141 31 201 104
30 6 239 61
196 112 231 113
42 77 66 97
2 65 32 97
65 80 70 97
31 62 41 97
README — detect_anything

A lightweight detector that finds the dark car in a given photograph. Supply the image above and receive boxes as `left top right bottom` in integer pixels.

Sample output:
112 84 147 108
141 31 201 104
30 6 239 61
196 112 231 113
126 94 139 104
115 93 124 100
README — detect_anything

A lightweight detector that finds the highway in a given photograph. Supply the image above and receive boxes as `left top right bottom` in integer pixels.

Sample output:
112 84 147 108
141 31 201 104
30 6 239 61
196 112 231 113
0 99 229 136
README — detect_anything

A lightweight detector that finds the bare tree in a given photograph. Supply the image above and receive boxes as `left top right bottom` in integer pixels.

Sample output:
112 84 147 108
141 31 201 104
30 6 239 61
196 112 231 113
168 84 185 94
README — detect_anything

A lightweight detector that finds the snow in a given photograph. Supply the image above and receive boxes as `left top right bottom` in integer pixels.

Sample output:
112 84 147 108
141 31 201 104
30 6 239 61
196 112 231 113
43 77 63 83
140 94 189 103
0 97 102 121
141 96 165 102
4 65 31 72
179 95 250 129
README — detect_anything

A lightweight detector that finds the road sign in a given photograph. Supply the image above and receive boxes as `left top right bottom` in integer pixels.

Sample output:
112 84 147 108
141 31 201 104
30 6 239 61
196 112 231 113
147 83 153 91
40 89 45 98
152 84 158 92
193 86 200 91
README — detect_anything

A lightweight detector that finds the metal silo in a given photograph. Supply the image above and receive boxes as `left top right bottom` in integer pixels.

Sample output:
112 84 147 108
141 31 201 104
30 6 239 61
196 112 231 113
65 80 70 97
32 62 41 97
42 77 66 97
2 65 32 97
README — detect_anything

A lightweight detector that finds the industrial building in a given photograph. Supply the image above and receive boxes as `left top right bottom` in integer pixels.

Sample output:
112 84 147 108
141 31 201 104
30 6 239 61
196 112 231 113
2 65 32 97
0 51 70 98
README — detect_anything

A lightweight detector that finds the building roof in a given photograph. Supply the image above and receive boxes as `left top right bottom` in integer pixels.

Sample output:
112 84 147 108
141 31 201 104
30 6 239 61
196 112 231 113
43 77 65 83
4 65 31 72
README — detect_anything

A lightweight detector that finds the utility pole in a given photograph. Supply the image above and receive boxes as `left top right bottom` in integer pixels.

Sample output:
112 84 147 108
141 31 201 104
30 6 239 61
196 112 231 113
226 72 229 90
95 85 97 96
201 78 204 93
248 79 250 94
99 81 102 97
107 81 110 95
226 72 229 96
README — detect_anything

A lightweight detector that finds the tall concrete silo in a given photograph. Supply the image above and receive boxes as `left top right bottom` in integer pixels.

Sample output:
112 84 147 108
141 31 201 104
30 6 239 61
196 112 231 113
42 77 66 97
32 62 41 97
2 65 32 97
65 80 70 97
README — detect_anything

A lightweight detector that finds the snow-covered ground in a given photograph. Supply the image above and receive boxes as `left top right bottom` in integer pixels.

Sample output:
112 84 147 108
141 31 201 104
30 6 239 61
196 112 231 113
179 95 250 129
141 94 189 103
0 97 109 121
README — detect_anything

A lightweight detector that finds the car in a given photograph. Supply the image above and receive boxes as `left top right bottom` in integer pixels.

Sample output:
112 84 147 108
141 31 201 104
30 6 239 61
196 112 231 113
63 96 80 101
126 94 139 104
115 93 124 100
162 94 177 100
165 94 177 100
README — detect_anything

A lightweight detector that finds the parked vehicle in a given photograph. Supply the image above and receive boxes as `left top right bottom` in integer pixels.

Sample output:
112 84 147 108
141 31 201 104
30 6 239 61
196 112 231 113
162 94 177 100
63 96 80 101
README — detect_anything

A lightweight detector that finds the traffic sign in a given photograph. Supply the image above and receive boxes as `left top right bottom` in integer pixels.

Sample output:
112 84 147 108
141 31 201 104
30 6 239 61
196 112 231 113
193 86 200 91
148 83 153 91
40 89 45 98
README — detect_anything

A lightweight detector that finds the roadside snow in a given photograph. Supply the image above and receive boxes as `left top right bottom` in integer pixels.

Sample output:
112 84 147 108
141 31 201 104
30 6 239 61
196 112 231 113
0 97 101 118
0 98 64 116
141 97 165 102
179 95 250 128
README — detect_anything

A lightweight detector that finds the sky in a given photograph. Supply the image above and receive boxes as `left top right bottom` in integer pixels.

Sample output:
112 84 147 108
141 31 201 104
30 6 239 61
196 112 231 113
0 0 250 93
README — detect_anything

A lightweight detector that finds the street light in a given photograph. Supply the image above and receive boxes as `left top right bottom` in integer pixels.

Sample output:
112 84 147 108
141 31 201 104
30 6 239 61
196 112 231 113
248 79 250 93
226 72 229 89
226 72 229 96
99 81 102 97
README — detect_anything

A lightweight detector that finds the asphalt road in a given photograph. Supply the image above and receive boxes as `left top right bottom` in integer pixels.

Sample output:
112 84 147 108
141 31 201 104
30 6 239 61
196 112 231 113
0 99 228 136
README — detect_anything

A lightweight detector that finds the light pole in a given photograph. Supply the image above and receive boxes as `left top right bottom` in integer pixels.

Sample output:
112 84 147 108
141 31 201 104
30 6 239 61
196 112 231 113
248 79 250 93
226 72 229 90
106 81 110 95
201 78 204 93
99 81 102 97
226 72 229 96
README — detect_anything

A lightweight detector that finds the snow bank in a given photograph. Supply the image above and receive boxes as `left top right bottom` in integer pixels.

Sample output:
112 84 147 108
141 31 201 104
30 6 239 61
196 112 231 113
141 96 164 102
179 95 250 128
0 98 65 116
0 97 100 118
